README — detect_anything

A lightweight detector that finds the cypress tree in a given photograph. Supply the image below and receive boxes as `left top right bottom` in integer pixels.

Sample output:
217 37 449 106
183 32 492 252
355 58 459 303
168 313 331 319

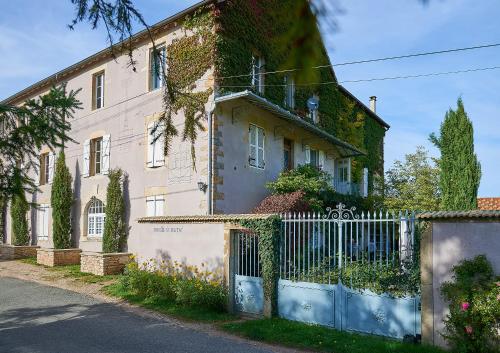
51 151 73 249
102 169 126 253
11 193 30 246
430 98 481 210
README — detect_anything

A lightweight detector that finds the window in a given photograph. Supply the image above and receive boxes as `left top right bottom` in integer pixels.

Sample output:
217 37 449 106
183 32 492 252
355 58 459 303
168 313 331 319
305 146 325 170
284 75 295 109
249 124 265 169
38 152 54 185
150 46 166 91
252 55 265 94
337 159 350 183
146 195 165 217
87 198 105 237
309 95 319 123
37 204 49 241
39 153 50 185
147 121 165 168
92 71 105 110
83 135 110 177
283 139 293 171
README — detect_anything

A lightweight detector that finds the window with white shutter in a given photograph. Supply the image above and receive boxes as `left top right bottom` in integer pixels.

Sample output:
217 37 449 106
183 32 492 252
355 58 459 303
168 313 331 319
146 195 165 217
249 124 265 169
39 153 50 185
147 121 165 168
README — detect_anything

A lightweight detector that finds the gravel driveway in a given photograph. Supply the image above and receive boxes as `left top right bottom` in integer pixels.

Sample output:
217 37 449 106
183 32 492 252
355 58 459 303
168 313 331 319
0 277 280 353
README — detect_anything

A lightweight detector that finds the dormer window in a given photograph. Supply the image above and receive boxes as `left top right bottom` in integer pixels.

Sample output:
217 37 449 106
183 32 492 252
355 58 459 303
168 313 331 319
284 74 295 109
252 55 265 94
308 95 320 124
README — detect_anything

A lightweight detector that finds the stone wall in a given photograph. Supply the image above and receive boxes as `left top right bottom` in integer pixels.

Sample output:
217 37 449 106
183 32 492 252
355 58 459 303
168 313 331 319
36 248 82 267
0 245 39 260
80 252 132 276
420 213 500 348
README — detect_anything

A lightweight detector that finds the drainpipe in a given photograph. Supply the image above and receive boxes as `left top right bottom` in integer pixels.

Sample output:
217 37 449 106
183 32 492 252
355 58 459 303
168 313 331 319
207 107 215 215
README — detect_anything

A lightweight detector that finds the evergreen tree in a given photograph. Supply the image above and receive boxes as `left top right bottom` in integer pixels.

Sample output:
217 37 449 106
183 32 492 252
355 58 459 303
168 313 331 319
102 169 126 253
10 193 30 246
430 98 481 210
51 151 73 249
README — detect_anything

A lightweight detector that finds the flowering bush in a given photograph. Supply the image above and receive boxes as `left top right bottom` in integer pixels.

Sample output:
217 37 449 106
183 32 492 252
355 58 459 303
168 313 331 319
440 255 500 353
121 258 227 312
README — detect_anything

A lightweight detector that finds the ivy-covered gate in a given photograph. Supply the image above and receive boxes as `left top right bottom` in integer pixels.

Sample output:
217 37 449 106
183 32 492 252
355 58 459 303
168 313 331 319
278 204 421 339
234 229 264 315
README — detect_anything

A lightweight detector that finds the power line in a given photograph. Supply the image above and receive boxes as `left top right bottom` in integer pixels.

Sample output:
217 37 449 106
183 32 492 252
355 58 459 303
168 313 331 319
212 42 500 81
215 64 500 89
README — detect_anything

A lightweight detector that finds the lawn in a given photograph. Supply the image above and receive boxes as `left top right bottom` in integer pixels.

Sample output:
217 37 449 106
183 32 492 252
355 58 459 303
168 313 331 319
103 281 235 323
222 318 445 353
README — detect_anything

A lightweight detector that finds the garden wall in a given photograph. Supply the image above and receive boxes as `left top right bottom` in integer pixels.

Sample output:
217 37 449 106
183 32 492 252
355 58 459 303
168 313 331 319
419 211 500 348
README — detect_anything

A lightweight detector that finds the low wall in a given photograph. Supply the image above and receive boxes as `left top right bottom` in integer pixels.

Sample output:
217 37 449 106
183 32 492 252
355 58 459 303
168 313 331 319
419 211 500 348
37 248 82 267
0 245 39 259
81 252 132 276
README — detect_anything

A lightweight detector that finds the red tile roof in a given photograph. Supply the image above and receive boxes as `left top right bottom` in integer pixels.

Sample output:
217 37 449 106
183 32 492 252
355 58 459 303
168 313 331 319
478 198 500 211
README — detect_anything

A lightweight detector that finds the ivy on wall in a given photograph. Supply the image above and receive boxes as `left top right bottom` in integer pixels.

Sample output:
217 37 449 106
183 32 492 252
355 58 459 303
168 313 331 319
160 1 386 188
213 0 386 190
239 216 281 316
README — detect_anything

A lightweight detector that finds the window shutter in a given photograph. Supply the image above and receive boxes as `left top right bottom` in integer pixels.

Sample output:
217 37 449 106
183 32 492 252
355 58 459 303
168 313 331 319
319 151 325 170
155 196 165 217
146 197 155 217
83 139 90 177
44 206 49 239
249 125 256 166
34 156 41 186
48 152 55 184
257 127 265 169
147 122 154 167
37 207 43 239
305 145 311 164
154 121 165 166
102 134 111 175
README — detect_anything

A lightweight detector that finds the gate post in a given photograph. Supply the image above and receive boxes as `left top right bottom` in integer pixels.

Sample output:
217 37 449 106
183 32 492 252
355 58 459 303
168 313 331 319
224 224 242 314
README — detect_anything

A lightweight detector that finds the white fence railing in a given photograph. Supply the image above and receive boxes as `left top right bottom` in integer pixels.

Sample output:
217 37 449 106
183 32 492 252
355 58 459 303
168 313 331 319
280 205 416 284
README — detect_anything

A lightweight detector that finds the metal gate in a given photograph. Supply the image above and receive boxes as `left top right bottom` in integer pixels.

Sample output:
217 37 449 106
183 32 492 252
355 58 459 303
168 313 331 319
234 229 264 315
278 204 420 339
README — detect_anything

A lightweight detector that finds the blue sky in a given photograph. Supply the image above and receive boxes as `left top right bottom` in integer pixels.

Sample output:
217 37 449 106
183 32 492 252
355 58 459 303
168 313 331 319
1 0 498 196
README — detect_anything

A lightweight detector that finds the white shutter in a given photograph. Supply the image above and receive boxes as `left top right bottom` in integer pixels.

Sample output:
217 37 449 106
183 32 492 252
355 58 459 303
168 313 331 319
154 121 165 166
257 127 265 169
362 167 369 198
102 134 111 175
305 145 311 164
318 151 325 170
147 122 154 167
249 125 257 166
83 139 90 178
44 206 49 239
34 158 40 186
48 152 55 184
37 207 43 239
155 196 165 216
146 197 155 217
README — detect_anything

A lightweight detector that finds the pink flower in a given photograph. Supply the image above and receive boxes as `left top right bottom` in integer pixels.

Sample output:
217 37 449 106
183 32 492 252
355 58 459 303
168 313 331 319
465 326 473 335
461 302 470 311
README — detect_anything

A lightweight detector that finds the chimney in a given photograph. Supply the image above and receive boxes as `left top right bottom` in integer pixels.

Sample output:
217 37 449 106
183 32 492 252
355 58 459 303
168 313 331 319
369 96 377 113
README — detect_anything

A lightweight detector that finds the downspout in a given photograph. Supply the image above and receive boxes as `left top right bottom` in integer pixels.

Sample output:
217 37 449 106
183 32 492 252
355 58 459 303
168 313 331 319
207 106 215 215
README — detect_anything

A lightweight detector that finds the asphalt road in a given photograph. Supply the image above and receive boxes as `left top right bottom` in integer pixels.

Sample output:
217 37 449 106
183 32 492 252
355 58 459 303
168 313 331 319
0 277 275 353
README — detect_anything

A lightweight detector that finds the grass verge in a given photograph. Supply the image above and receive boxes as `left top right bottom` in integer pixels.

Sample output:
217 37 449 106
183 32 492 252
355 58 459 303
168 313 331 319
18 257 118 284
222 318 445 353
103 281 235 323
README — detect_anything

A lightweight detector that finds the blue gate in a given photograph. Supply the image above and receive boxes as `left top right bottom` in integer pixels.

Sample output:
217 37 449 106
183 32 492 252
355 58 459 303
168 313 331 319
278 204 421 339
234 230 264 315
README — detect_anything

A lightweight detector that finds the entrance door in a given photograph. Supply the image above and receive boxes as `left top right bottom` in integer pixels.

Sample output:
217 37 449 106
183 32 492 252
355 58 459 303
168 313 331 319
283 139 293 171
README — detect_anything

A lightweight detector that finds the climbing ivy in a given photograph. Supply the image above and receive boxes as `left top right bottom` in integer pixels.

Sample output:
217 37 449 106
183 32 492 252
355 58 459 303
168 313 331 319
214 0 385 190
239 216 281 316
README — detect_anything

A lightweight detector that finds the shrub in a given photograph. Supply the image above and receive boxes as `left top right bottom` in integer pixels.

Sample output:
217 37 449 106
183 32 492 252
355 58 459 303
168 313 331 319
266 165 334 210
102 169 126 253
253 190 312 214
441 255 500 352
10 193 30 246
121 258 227 312
51 151 73 249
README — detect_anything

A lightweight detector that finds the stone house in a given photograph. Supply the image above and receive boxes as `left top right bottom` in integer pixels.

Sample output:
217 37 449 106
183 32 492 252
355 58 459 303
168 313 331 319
0 0 389 253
